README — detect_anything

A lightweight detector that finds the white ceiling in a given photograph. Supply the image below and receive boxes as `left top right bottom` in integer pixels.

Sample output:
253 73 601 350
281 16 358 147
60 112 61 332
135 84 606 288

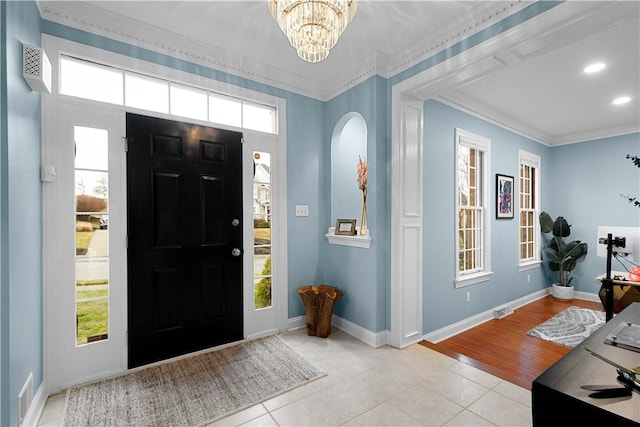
38 0 639 145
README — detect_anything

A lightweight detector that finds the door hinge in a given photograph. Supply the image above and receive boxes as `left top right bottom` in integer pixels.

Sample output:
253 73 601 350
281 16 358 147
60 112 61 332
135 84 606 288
241 137 245 144
122 136 129 152
125 234 128 249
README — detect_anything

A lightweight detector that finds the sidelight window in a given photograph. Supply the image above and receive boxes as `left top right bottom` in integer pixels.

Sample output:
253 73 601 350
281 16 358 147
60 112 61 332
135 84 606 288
74 126 110 345
253 151 272 309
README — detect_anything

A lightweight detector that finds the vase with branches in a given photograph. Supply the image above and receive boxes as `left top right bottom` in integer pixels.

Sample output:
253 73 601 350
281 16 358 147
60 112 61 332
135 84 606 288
356 156 367 235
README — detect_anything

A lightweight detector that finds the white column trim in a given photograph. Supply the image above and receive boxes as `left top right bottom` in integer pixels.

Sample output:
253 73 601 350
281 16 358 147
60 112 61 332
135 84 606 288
390 94 424 349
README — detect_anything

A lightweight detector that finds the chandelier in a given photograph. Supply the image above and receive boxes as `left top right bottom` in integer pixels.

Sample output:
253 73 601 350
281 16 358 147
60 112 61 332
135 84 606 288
268 0 358 63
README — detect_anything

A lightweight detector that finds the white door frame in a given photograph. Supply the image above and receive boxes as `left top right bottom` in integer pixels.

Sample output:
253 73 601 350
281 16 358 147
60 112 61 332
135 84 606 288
242 130 289 339
42 35 289 393
42 99 128 391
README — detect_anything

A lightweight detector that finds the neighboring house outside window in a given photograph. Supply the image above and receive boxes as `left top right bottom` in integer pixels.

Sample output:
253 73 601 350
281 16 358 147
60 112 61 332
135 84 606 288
455 128 492 287
519 150 542 270
253 162 271 220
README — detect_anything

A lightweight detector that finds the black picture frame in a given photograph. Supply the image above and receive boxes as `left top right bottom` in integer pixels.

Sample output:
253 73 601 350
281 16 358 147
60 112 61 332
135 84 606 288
496 174 514 219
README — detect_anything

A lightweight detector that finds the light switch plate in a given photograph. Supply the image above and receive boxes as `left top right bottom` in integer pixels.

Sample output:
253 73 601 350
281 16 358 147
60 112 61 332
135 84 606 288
295 205 309 217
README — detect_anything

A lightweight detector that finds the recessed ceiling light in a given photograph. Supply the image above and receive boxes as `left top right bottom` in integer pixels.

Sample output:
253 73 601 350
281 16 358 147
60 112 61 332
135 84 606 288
584 62 606 74
612 96 631 105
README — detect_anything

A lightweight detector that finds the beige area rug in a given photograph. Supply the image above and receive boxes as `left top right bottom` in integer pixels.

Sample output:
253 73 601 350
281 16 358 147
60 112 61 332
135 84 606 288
527 306 606 348
63 335 325 426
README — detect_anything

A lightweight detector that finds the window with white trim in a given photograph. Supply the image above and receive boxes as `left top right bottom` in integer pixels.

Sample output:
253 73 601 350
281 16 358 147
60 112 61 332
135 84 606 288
455 128 492 287
59 55 278 134
518 150 541 267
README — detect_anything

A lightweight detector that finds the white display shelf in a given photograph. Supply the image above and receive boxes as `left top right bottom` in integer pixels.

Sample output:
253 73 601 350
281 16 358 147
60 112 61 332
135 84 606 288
325 227 372 248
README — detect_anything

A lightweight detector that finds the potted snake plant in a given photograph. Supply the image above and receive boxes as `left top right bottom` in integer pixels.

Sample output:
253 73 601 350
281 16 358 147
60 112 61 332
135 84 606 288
539 211 588 300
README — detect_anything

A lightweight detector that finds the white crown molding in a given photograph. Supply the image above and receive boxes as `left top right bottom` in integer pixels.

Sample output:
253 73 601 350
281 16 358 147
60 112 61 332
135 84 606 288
380 1 532 79
311 1 534 100
320 54 379 100
38 1 534 102
552 125 640 146
38 1 328 99
439 92 640 147
437 92 553 145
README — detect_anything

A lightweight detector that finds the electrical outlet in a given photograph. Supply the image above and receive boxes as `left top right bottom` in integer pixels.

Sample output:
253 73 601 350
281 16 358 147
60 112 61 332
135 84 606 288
466 291 470 302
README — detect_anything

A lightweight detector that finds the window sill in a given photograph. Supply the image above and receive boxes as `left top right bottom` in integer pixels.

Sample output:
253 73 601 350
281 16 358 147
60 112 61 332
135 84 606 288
325 227 372 248
518 260 542 272
455 271 493 288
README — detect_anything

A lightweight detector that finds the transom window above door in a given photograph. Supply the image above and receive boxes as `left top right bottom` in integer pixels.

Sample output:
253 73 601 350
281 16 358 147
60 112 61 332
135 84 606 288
59 55 277 134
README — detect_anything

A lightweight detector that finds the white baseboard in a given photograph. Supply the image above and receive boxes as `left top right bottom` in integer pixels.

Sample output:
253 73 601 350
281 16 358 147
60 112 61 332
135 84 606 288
331 315 388 348
22 379 48 427
287 315 389 348
287 315 306 331
575 290 601 303
423 288 602 344
286 288 603 349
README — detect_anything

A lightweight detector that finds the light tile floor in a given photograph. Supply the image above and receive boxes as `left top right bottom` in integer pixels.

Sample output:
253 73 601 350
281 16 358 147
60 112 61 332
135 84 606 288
37 329 532 426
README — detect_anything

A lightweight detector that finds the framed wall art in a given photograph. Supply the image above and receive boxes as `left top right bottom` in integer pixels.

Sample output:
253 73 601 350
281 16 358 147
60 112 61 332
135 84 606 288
335 219 357 235
496 174 514 219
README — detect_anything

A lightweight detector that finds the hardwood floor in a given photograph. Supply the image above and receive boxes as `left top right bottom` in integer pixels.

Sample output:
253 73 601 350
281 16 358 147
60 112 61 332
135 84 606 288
420 295 605 390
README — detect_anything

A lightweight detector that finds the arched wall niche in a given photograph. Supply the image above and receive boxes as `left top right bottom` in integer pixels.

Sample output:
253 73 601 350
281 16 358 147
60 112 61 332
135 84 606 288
330 112 367 227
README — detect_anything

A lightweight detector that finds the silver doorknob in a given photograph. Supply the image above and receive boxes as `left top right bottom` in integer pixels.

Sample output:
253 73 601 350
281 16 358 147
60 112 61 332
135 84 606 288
231 219 240 226
231 248 242 257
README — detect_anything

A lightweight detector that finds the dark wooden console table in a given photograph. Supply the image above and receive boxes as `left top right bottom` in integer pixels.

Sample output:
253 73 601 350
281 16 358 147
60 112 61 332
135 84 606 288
532 302 640 426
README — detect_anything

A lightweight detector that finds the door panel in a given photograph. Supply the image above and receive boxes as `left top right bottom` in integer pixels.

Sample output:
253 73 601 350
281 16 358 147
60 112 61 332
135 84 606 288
126 113 243 368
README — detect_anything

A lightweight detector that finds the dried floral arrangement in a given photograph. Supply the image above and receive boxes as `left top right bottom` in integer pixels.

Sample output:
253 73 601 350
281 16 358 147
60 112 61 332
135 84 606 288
357 156 367 235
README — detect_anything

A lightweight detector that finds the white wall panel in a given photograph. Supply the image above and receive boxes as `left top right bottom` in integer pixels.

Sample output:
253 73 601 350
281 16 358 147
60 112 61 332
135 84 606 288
391 99 423 348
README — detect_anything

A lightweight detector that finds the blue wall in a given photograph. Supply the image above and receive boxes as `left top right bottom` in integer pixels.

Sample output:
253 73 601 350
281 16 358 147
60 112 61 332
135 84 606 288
330 113 367 222
422 100 552 333
285 93 327 317
546 133 640 294
1 2 43 426
323 76 388 332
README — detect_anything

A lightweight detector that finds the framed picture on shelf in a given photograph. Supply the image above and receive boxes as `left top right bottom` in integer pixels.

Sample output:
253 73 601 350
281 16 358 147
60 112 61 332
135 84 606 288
496 174 514 219
335 219 357 236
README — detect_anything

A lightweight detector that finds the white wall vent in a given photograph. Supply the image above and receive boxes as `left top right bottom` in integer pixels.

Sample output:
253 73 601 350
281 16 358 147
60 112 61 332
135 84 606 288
18 372 33 426
23 43 52 94
493 305 513 319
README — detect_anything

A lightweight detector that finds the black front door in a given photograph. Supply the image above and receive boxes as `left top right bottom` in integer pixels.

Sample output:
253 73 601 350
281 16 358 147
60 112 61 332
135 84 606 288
126 113 243 368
